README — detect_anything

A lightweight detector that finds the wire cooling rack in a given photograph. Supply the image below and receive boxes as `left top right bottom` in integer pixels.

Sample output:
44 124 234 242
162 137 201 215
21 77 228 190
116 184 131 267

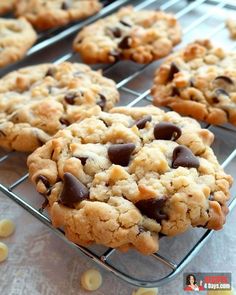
0 0 236 288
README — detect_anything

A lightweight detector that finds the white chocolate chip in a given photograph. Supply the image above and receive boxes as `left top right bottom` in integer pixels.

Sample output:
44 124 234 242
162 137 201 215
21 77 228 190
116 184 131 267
80 269 102 291
0 219 15 238
132 287 158 295
0 242 8 263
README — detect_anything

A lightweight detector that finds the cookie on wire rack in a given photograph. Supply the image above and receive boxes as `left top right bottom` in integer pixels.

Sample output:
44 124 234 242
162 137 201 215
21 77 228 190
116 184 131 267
152 40 236 125
14 0 102 31
0 62 119 152
27 106 232 255
0 17 37 68
73 6 182 64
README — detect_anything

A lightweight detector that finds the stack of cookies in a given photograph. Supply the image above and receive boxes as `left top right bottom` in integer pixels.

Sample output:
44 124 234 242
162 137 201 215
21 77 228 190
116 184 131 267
0 5 234 255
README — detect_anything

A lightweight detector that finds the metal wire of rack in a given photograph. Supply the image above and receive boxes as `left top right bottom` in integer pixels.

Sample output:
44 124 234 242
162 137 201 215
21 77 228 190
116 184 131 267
0 0 236 288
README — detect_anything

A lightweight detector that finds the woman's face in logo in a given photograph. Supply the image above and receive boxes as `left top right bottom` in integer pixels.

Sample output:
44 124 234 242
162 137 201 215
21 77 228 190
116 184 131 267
190 276 195 284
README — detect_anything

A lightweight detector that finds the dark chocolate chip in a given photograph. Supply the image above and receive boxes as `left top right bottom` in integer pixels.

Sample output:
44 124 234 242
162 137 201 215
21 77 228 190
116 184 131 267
37 175 51 189
76 157 88 166
59 118 70 126
168 62 179 82
135 197 167 223
0 130 6 137
215 88 229 97
110 27 122 38
171 87 180 96
214 76 234 85
61 1 69 10
109 49 120 62
39 198 49 213
64 92 77 104
154 122 182 141
59 172 89 207
118 36 131 49
134 115 152 129
108 143 135 166
120 19 132 27
212 96 219 104
172 145 200 169
97 94 106 110
45 68 54 77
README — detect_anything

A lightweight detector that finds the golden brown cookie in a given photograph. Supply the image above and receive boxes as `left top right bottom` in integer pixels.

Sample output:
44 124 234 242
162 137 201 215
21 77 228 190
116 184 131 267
27 106 232 255
73 6 181 64
152 40 236 125
0 62 119 152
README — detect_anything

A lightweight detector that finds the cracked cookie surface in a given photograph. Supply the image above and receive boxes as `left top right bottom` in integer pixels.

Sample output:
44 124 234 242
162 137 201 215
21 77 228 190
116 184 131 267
27 106 232 255
152 40 236 125
0 62 119 152
15 0 102 31
73 6 181 64
0 17 37 68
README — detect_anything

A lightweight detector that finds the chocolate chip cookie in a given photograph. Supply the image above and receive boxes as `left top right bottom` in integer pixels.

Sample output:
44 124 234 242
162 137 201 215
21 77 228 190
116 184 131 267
152 40 236 125
15 0 102 31
0 17 37 68
0 0 15 15
0 62 119 152
27 106 233 255
73 6 181 64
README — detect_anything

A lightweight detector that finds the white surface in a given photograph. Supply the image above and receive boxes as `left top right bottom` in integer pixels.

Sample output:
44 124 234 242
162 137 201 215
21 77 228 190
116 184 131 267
0 191 235 295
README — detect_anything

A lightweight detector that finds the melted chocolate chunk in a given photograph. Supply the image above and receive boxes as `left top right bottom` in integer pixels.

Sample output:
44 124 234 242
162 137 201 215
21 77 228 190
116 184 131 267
37 175 51 189
108 143 135 166
168 63 179 82
172 145 199 169
97 94 106 110
154 122 182 141
214 76 234 85
76 156 88 166
215 88 229 97
61 1 69 10
134 115 152 129
110 27 122 38
136 198 167 223
120 19 132 27
59 118 70 126
64 92 77 104
118 36 131 49
59 172 89 207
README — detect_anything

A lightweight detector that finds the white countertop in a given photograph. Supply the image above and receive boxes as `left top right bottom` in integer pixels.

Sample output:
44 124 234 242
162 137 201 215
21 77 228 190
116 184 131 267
0 191 235 295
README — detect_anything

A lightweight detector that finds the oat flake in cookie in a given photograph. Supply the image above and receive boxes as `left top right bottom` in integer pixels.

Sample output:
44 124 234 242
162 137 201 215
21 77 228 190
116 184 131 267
0 17 36 68
27 106 233 255
152 40 236 125
0 62 119 152
15 0 102 31
73 6 181 64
